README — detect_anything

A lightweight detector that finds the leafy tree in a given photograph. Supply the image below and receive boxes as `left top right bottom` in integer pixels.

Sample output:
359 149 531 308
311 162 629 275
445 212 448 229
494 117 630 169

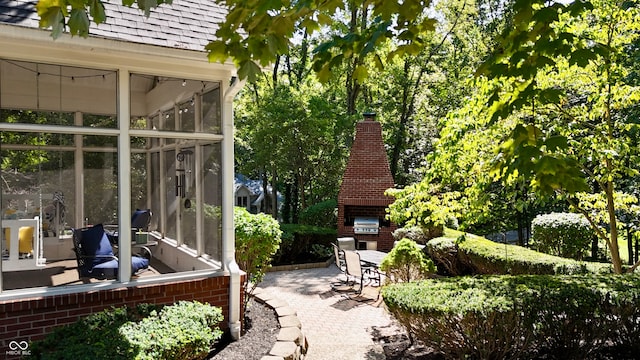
387 0 640 275
235 78 349 221
478 0 640 273
37 0 439 83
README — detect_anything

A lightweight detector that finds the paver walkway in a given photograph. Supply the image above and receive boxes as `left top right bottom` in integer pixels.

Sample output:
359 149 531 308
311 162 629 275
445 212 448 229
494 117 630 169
257 266 402 360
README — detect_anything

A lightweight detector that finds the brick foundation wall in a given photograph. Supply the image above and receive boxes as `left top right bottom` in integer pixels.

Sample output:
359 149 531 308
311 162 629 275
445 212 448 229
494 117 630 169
0 274 236 358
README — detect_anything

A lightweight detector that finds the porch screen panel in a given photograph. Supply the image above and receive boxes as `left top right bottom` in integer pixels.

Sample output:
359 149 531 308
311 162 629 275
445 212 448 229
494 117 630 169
164 149 177 241
149 151 161 233
0 132 76 290
180 146 197 250
202 87 221 134
131 137 149 212
83 149 118 226
203 143 222 260
179 99 195 132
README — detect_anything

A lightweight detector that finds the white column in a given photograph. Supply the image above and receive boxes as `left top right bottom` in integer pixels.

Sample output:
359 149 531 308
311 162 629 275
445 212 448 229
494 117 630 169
118 70 132 282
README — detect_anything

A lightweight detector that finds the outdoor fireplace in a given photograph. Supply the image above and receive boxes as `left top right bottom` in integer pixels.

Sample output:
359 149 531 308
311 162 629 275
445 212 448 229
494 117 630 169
337 112 397 251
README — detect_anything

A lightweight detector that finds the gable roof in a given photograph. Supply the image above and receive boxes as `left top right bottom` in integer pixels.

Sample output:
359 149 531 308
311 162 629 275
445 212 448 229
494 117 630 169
0 0 226 52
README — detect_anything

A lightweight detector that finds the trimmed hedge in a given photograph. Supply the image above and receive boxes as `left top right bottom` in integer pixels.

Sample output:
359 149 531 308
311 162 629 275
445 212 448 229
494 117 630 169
29 301 223 360
425 229 612 276
275 223 336 264
382 274 640 359
298 199 337 228
531 212 593 260
392 226 430 245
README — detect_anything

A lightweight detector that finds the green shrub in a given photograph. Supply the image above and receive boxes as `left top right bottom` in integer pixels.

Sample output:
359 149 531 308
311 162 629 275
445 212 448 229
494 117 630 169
439 229 612 275
298 199 337 227
392 226 429 245
234 207 282 308
29 302 222 360
379 238 435 283
120 301 223 360
275 223 336 264
531 212 593 260
382 274 640 359
425 236 471 275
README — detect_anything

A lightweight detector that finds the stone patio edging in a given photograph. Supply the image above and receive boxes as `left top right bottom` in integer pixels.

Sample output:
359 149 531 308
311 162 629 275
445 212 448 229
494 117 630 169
253 288 309 360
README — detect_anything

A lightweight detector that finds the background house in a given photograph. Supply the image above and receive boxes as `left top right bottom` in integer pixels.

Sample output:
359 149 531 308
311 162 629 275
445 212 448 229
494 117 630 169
234 173 282 215
0 0 245 352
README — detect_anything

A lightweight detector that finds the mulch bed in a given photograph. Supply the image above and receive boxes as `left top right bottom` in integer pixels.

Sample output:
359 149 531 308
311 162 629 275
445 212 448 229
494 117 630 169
207 299 280 360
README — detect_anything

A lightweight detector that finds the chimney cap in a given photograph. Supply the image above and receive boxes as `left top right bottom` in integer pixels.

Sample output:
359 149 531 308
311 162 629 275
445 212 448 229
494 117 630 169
363 111 376 120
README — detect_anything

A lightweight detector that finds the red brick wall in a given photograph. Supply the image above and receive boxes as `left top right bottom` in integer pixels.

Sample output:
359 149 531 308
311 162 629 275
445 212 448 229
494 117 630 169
338 118 395 204
338 115 397 251
0 274 236 358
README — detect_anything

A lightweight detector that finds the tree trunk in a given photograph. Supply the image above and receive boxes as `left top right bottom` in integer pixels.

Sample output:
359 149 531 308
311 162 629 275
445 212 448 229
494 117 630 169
292 178 299 224
282 182 292 224
390 60 412 183
627 224 633 265
271 167 278 219
605 177 622 274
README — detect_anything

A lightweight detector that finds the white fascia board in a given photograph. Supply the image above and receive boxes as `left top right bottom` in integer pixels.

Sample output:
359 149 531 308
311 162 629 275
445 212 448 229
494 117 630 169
0 24 237 81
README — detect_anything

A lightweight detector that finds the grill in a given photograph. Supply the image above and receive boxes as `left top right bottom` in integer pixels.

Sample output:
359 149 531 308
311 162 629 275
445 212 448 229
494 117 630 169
353 217 379 235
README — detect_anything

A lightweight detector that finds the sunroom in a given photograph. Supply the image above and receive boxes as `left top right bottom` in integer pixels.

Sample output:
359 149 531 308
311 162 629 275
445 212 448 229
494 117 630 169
0 0 244 346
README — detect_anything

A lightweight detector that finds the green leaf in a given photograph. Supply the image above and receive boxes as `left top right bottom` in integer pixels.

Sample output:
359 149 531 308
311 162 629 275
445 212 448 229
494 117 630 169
237 60 263 83
569 48 598 67
531 5 560 24
373 54 384 71
353 65 368 84
88 0 106 24
300 18 319 33
272 15 294 36
316 63 332 83
544 135 568 151
538 88 563 104
68 8 90 37
206 41 229 63
67 0 84 8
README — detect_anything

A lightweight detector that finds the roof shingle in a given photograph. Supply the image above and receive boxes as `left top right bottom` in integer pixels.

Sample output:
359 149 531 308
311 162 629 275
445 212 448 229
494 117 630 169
0 0 227 52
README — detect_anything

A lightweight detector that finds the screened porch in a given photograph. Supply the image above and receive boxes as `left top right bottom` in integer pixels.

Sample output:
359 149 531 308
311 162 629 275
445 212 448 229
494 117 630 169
0 58 228 293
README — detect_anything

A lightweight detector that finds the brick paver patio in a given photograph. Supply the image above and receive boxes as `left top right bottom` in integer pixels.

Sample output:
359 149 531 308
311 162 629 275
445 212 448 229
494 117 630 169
257 266 402 360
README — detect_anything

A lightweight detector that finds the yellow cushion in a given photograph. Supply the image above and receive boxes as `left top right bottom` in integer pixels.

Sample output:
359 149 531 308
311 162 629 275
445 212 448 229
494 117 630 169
5 227 34 254
19 226 34 253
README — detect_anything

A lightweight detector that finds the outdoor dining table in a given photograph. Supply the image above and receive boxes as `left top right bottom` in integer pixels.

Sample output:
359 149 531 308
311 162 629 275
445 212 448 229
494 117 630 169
357 249 388 268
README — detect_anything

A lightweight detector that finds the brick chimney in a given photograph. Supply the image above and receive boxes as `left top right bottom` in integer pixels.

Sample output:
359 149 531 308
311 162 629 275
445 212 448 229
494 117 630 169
337 112 397 251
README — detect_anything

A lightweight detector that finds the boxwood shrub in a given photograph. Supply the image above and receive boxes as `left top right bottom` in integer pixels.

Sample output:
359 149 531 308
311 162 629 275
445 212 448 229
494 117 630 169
29 301 223 360
379 238 435 283
382 274 640 359
425 229 612 276
531 212 593 260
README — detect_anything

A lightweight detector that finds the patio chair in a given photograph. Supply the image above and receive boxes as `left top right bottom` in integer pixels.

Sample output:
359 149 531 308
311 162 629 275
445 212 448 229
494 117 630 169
330 243 349 289
333 243 346 272
343 250 381 300
72 223 150 279
337 237 356 251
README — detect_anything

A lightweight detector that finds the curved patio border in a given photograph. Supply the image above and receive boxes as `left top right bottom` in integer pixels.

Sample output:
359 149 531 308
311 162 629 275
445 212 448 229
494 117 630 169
253 288 309 360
